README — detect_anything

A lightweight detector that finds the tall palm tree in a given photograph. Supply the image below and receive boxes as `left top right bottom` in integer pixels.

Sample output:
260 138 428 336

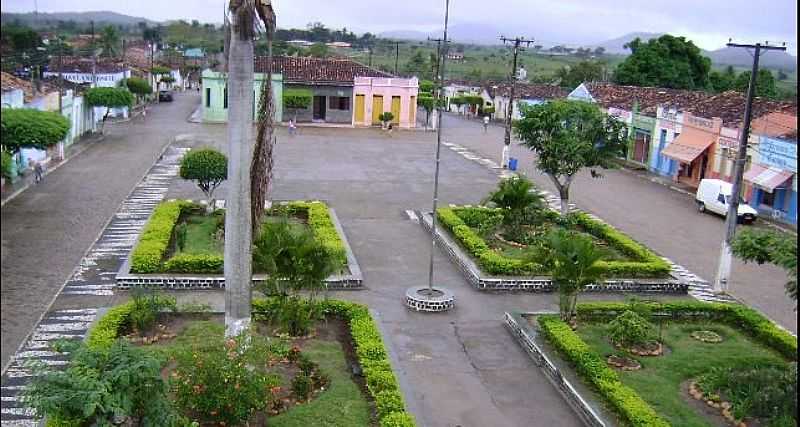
224 0 257 338
252 0 277 234
99 25 120 58
547 229 604 324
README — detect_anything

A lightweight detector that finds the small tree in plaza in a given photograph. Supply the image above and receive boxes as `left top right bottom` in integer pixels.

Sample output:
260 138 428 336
282 88 312 122
1 108 70 152
546 229 604 324
253 220 341 336
151 66 171 91
379 111 394 129
124 77 153 103
732 228 797 305
159 75 176 89
85 87 134 133
514 99 628 215
179 148 228 212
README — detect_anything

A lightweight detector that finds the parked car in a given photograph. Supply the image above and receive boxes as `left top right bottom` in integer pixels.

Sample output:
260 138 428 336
695 179 758 224
158 90 174 102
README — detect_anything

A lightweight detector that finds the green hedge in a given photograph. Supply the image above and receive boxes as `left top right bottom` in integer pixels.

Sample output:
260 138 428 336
437 206 670 278
130 200 348 274
576 301 797 360
538 315 670 427
129 200 193 273
253 298 416 426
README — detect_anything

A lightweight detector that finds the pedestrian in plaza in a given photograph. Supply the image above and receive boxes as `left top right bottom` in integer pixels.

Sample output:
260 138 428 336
483 115 490 133
31 160 44 184
288 119 297 136
387 122 394 136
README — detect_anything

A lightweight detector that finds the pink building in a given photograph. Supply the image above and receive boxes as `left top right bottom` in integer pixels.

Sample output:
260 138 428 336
353 77 419 128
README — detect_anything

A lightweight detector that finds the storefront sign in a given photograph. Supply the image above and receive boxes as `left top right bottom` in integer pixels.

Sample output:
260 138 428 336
760 136 797 172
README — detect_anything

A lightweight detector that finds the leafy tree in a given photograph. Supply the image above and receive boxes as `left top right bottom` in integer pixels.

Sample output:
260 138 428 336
418 95 444 128
514 99 628 215
484 176 545 236
21 340 183 426
607 310 655 347
708 66 737 92
308 42 329 57
283 88 312 121
557 61 606 88
1 109 70 152
732 228 797 304
98 25 120 57
253 219 341 336
419 79 436 94
613 34 711 90
734 69 778 99
125 77 152 100
85 87 134 133
777 69 788 81
594 46 606 56
546 229 605 323
379 111 394 127
179 148 228 211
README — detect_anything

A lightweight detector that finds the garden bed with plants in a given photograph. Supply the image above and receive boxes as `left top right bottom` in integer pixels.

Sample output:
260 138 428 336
426 177 681 292
25 294 415 427
523 301 797 427
117 200 362 289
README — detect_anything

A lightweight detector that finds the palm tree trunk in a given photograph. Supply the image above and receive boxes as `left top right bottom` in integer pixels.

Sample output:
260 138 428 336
224 0 255 338
558 291 572 322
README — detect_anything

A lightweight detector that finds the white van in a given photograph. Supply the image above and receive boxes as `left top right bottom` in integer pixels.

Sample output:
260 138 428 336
695 179 758 224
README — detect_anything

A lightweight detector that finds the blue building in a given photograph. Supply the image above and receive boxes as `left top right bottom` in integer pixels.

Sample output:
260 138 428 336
745 134 797 225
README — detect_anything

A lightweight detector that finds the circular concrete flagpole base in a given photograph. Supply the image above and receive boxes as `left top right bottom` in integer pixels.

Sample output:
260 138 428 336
405 286 455 312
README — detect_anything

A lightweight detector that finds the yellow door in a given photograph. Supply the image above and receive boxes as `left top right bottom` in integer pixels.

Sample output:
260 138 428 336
372 95 383 125
354 94 365 124
391 96 401 124
409 96 416 125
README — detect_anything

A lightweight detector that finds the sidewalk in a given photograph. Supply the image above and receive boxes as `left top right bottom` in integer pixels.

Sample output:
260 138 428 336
1 132 105 206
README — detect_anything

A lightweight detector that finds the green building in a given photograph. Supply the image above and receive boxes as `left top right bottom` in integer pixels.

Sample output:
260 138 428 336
201 69 283 123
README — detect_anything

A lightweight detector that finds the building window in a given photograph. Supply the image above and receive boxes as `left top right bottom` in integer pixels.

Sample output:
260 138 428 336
205 88 211 107
761 191 775 207
223 87 228 109
328 96 350 110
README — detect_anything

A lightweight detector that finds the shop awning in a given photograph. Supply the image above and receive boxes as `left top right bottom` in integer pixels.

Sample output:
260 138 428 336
660 133 715 163
744 164 794 193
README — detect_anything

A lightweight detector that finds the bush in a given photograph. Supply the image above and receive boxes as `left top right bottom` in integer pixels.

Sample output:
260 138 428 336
129 289 176 333
607 310 655 347
1 150 13 179
698 362 797 421
163 253 224 273
125 77 152 96
575 301 797 360
85 87 134 109
291 373 314 400
379 111 394 124
1 108 71 151
22 340 183 426
283 88 313 111
130 200 192 273
375 390 406 418
380 412 417 427
538 315 669 426
179 148 228 206
171 334 279 425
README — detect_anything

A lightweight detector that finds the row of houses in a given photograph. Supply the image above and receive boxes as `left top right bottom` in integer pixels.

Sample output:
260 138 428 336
200 56 420 128
442 78 797 225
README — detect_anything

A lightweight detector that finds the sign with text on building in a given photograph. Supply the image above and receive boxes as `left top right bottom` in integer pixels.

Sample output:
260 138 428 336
607 107 632 122
759 136 797 172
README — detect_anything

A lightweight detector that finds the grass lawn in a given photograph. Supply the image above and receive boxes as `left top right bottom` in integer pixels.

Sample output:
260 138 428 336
147 318 372 426
576 320 789 427
175 214 306 257
269 339 372 427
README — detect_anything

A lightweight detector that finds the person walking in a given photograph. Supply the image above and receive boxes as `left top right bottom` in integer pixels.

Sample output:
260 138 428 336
288 119 297 136
31 160 44 184
483 115 490 133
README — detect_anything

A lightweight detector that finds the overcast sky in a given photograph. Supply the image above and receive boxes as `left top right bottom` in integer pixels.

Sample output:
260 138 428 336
3 0 797 53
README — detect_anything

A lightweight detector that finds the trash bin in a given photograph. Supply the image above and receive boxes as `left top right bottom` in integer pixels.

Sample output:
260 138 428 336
508 157 518 171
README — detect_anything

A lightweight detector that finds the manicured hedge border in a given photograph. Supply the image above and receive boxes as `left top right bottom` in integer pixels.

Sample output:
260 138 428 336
575 301 797 360
130 200 348 274
537 301 798 427
436 206 671 278
253 298 416 427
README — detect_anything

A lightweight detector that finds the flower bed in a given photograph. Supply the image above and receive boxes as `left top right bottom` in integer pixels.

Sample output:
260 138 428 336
535 302 797 427
436 206 671 278
48 298 415 427
129 200 349 275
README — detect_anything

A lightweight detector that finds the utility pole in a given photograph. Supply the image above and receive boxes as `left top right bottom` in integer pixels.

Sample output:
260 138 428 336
121 38 126 69
499 36 534 168
91 20 97 87
57 36 65 160
394 41 400 75
714 40 787 293
368 45 373 67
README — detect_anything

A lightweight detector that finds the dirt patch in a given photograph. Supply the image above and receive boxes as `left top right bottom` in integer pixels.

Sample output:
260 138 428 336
607 355 641 371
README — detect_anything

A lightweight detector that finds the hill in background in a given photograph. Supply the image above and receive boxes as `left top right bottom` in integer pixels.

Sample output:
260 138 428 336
1 11 156 28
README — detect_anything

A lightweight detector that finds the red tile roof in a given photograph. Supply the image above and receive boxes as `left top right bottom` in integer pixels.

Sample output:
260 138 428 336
485 82 568 100
688 91 797 128
254 56 391 85
1 71 58 102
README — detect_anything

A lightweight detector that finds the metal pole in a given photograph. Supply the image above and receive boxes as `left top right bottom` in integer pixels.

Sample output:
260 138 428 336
427 0 450 293
395 42 399 75
714 41 786 292
91 21 96 87
499 36 534 167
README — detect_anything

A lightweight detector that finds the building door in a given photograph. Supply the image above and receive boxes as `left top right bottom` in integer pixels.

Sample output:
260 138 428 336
372 95 383 124
313 96 326 121
633 131 650 164
409 96 416 125
391 96 401 124
354 95 365 123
